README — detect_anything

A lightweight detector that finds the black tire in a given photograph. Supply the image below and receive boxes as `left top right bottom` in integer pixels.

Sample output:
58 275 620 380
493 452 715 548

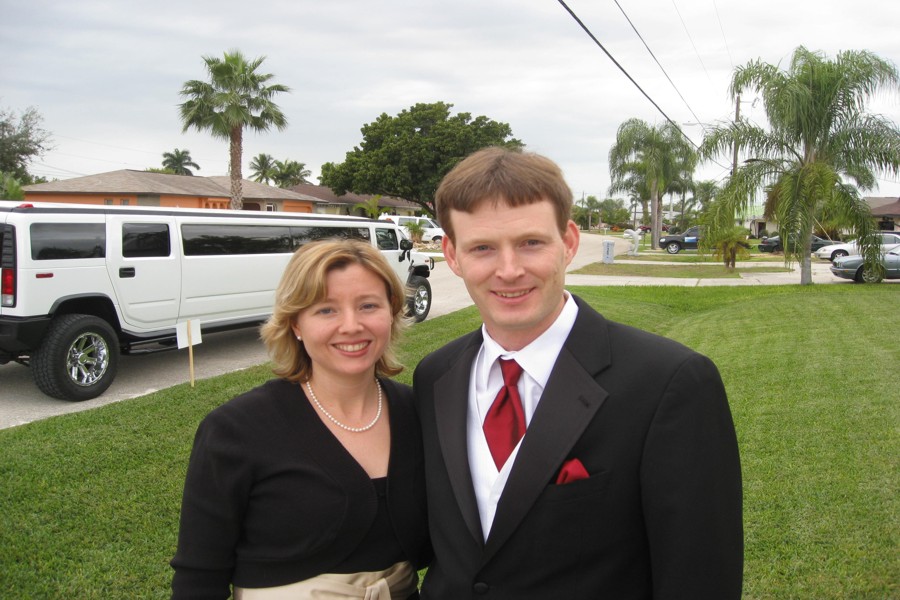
830 249 849 261
855 266 883 284
431 236 442 243
31 314 119 401
406 276 432 323
664 241 682 254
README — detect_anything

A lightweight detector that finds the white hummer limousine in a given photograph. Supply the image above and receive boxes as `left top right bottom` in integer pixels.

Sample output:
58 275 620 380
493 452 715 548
0 201 434 401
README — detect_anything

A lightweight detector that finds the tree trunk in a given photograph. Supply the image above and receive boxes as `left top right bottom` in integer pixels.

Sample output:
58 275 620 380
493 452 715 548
650 181 660 250
229 127 244 211
799 235 813 285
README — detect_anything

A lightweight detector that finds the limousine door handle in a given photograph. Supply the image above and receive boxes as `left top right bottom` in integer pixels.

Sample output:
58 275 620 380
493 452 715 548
119 267 136 278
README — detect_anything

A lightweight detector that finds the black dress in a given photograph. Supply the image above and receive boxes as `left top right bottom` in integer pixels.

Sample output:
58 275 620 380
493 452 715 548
171 377 431 599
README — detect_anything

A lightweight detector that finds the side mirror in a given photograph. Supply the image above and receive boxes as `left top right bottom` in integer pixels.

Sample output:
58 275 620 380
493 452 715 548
400 239 413 251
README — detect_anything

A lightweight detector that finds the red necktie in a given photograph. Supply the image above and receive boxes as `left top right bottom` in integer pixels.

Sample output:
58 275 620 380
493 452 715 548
483 359 526 469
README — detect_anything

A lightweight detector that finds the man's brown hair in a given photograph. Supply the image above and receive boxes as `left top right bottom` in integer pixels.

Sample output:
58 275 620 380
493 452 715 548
435 147 573 240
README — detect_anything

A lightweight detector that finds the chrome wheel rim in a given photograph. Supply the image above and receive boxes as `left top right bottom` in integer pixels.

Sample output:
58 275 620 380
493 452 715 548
413 287 429 315
66 331 110 387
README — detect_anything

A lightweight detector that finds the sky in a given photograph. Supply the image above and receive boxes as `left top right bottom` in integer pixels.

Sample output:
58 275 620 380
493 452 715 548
3 0 899 204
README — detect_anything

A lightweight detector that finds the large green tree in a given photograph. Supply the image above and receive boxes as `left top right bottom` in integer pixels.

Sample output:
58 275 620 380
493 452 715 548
609 119 697 249
319 102 522 216
598 198 630 227
0 105 52 181
701 46 900 284
161 148 200 176
179 50 290 210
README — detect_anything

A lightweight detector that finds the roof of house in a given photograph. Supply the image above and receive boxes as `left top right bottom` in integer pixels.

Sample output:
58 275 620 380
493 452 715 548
289 183 419 210
866 196 898 210
871 199 900 217
23 170 323 202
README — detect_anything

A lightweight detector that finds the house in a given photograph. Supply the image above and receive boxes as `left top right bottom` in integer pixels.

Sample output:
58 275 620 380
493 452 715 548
739 197 898 237
288 183 421 217
868 197 899 231
22 170 323 212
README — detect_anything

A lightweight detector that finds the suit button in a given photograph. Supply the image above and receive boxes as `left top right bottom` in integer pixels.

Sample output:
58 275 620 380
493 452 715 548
473 582 490 594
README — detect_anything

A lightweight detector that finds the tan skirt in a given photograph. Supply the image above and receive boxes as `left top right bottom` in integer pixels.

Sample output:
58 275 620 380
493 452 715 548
233 560 417 600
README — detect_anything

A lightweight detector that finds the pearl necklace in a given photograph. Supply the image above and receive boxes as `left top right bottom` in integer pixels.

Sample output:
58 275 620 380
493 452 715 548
305 379 383 433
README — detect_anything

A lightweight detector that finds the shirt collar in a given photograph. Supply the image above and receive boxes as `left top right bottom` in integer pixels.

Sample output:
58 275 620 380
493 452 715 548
479 292 579 388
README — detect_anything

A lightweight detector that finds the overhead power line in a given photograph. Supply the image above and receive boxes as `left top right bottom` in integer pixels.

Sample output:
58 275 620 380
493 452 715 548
613 0 705 128
670 0 711 81
555 1 690 142
713 0 734 70
557 0 734 173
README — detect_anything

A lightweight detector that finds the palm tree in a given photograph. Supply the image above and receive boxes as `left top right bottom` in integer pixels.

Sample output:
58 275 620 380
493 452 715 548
704 224 750 270
271 159 311 188
700 46 900 284
161 148 200 176
249 153 277 184
609 119 697 249
353 196 383 219
685 180 719 231
577 195 601 230
179 50 290 210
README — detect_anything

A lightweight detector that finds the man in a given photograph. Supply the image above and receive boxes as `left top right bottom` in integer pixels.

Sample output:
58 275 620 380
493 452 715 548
413 147 743 599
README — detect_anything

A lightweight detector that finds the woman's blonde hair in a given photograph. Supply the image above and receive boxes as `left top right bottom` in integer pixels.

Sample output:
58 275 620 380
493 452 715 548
260 238 407 382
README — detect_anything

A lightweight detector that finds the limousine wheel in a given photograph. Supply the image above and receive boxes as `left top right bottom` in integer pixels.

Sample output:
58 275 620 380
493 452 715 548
407 276 432 323
31 314 120 401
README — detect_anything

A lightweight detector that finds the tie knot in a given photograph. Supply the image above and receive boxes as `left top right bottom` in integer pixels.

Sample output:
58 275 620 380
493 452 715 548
499 358 523 387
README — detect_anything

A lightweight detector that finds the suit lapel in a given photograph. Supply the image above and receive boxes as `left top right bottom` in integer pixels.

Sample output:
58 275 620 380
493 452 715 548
483 299 612 561
433 332 485 545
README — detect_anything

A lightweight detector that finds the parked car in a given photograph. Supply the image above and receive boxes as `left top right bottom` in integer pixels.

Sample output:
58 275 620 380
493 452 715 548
758 234 837 253
814 231 900 262
830 244 900 282
658 226 701 254
380 214 445 243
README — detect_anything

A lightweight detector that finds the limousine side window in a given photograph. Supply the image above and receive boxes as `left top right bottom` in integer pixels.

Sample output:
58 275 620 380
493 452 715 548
292 226 370 247
31 223 106 260
182 224 293 255
375 227 399 251
122 223 171 258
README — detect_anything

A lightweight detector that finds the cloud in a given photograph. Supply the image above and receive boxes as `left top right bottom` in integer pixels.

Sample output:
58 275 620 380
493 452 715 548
3 0 898 198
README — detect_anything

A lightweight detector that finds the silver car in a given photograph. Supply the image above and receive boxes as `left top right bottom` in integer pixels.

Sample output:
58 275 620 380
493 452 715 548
814 232 900 262
830 244 900 283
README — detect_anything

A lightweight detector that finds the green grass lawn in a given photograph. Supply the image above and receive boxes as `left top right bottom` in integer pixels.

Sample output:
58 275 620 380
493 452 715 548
1 285 897 599
618 251 788 263
573 261 793 278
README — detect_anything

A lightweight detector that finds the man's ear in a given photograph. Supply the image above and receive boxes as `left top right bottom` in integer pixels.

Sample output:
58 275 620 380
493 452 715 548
442 236 463 277
563 219 580 265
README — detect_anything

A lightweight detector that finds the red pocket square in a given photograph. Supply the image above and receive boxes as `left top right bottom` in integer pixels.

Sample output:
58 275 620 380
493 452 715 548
555 458 589 484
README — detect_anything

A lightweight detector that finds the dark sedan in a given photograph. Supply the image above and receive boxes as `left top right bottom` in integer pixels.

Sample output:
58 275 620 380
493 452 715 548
758 234 837 253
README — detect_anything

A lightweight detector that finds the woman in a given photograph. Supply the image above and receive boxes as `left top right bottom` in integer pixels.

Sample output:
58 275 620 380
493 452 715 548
171 239 430 599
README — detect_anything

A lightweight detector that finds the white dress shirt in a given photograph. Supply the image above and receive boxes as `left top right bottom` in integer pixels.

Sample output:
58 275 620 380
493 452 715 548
467 293 579 540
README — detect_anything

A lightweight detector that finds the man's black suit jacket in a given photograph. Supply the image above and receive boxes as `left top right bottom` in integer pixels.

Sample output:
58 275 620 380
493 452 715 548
413 295 743 599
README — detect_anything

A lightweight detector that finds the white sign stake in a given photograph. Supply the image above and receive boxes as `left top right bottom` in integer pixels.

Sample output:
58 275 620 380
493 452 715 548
176 320 203 387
